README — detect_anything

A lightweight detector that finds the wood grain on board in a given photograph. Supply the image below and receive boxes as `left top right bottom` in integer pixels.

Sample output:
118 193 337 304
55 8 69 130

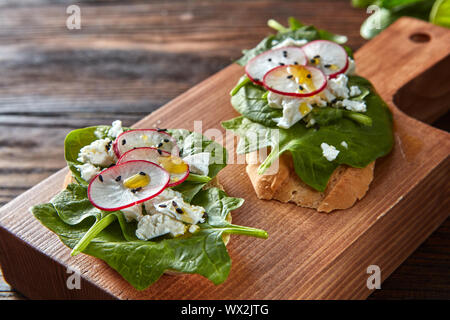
0 1 449 299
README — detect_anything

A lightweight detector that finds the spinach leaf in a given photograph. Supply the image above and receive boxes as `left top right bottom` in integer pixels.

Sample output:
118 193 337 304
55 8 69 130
236 18 349 66
230 80 282 127
31 186 267 290
64 126 113 186
223 76 394 192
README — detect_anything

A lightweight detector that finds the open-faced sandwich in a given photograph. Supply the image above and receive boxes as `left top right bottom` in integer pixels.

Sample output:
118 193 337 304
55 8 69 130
31 121 267 290
222 18 394 212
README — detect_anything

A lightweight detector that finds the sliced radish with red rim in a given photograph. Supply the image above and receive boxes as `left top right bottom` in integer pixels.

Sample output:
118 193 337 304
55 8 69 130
301 40 348 78
263 65 327 98
88 160 170 211
117 147 189 187
113 129 179 158
245 47 307 85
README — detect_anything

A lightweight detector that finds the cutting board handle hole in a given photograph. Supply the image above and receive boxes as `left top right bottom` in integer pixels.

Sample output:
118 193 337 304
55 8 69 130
409 33 431 43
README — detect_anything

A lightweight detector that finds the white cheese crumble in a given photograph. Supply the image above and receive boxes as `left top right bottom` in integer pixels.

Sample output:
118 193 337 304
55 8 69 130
136 213 186 240
123 188 207 240
182 152 210 176
349 86 361 97
336 99 367 112
108 120 123 138
75 163 100 182
321 143 340 161
327 74 349 99
121 204 144 222
268 92 313 129
341 141 348 149
154 197 205 225
77 138 116 167
271 37 308 49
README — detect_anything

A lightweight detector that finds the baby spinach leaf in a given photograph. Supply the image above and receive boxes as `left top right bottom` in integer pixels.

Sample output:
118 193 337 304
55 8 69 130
223 76 394 192
31 187 267 290
230 81 282 127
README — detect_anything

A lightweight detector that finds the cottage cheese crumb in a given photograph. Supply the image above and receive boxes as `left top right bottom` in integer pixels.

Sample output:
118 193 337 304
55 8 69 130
337 99 367 112
75 163 100 182
136 214 186 240
77 138 116 167
121 204 144 222
321 143 340 161
182 152 210 176
349 86 362 97
271 37 308 49
341 141 348 149
108 120 123 138
327 74 349 99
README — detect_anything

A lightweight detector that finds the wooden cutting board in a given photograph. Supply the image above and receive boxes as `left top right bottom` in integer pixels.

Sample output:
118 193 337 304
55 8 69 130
0 17 449 300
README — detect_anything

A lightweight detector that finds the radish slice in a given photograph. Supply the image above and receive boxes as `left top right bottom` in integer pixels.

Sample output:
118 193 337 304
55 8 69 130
113 129 179 158
263 65 327 98
301 40 348 78
245 47 307 85
117 147 189 187
88 160 170 211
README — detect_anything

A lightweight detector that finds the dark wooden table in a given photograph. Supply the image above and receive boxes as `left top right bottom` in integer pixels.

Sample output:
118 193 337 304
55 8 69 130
0 0 448 300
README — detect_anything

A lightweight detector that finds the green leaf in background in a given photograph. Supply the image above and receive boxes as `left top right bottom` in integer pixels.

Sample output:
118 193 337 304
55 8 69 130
31 187 267 290
355 0 444 39
430 0 450 27
223 76 394 192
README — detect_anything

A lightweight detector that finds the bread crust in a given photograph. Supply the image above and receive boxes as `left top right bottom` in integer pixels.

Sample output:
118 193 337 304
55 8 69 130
245 149 374 213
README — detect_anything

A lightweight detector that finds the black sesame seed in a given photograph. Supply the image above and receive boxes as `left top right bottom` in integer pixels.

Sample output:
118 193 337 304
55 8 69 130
299 85 304 91
253 78 260 82
159 204 167 208
307 74 312 78
172 201 178 207
99 175 103 182
324 64 331 68
115 176 121 182
287 75 293 79
279 62 285 66
157 142 163 148
139 171 146 176
122 139 126 145
310 59 316 64
314 55 320 59
294 61 299 65
163 139 170 143
176 208 184 214
105 141 112 151
268 58 272 62
157 149 163 155
283 50 287 57
157 128 168 132
131 187 142 194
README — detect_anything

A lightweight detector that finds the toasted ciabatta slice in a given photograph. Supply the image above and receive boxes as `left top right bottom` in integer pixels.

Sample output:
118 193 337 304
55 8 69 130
245 149 374 213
